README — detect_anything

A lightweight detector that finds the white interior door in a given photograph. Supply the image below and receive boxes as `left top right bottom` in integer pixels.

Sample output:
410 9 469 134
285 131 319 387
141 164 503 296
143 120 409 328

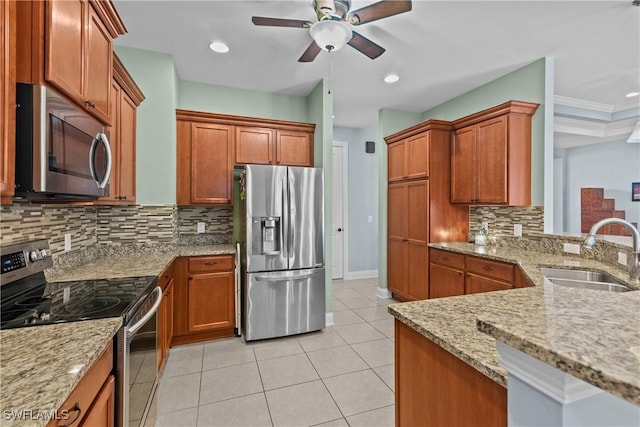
332 143 346 279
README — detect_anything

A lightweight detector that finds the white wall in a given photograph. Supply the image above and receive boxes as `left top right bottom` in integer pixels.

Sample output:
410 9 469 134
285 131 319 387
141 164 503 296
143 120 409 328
334 126 379 276
561 140 640 234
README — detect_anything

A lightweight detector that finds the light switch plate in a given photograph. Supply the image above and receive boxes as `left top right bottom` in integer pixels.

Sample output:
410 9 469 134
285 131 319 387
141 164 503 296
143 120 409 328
368 215 373 223
563 243 581 254
197 222 205 234
64 233 71 252
618 252 627 266
514 224 523 237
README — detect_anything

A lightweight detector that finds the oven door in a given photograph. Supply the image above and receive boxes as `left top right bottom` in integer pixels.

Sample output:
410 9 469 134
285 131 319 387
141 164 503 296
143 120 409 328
118 286 162 427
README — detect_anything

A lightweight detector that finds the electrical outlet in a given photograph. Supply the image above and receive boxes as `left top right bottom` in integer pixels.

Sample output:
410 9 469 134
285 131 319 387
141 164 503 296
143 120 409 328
514 224 523 237
618 252 628 266
563 243 581 254
482 221 489 230
368 215 373 223
64 233 71 252
197 222 205 234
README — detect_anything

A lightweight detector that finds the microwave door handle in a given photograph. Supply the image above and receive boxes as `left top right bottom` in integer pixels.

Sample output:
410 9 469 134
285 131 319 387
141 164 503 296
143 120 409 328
89 133 113 189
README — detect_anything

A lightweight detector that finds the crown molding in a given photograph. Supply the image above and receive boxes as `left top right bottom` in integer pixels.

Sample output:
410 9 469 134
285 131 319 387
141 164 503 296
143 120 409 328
554 95 614 113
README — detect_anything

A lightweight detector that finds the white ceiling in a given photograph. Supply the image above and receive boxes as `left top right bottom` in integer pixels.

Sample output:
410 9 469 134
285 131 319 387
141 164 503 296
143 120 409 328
113 0 640 133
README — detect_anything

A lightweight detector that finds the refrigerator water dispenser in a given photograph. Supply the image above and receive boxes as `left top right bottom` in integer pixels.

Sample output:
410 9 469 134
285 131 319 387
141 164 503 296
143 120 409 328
251 217 281 255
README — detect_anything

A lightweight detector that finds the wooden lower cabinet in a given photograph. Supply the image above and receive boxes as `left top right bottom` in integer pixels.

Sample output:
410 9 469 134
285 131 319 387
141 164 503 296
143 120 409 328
157 262 174 372
49 341 114 427
395 320 506 427
172 255 236 346
429 248 531 298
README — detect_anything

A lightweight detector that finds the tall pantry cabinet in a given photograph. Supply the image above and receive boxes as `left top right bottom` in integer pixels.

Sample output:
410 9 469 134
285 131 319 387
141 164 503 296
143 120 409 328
385 121 469 301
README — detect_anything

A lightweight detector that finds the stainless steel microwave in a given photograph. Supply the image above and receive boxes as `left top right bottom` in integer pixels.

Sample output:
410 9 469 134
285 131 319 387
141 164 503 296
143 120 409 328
15 84 112 200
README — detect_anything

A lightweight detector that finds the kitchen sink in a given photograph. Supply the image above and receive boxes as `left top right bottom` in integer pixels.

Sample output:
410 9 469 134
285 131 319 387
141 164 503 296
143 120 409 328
540 267 632 292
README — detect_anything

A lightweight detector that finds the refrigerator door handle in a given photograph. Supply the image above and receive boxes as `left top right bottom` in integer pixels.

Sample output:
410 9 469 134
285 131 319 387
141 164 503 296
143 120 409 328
288 171 295 260
254 271 317 282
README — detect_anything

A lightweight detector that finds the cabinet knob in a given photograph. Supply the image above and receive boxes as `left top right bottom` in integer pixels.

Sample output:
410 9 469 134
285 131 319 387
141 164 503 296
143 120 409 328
188 275 193 280
442 256 450 261
482 265 495 271
204 261 218 266
85 100 95 108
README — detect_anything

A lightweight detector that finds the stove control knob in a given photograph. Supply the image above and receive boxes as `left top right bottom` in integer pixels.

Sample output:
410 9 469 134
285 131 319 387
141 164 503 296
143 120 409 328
29 251 39 262
40 249 51 259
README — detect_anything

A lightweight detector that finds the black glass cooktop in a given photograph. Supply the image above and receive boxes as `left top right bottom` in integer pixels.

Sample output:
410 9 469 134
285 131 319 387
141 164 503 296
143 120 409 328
0 276 157 329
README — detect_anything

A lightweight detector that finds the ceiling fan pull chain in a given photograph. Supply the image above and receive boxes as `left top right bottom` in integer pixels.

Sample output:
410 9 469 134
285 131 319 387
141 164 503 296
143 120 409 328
328 52 333 95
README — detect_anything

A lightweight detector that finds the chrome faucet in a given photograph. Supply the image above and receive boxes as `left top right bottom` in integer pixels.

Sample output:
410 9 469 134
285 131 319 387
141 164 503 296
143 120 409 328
582 218 640 282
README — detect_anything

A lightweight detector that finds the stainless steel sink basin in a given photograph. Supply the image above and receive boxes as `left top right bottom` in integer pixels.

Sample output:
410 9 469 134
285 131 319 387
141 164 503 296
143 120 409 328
546 278 631 292
540 267 631 292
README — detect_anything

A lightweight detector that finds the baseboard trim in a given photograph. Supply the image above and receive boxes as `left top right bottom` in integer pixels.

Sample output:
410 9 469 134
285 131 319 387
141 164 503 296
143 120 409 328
325 312 334 326
377 287 392 299
343 269 379 280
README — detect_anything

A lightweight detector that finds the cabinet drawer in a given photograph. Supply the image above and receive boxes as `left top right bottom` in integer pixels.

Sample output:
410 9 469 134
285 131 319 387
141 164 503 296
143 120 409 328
430 248 465 270
466 256 514 282
466 274 513 294
49 341 113 427
188 255 234 273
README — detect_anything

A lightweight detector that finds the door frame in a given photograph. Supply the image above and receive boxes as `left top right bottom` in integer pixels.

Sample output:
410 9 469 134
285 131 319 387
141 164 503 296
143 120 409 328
332 140 349 280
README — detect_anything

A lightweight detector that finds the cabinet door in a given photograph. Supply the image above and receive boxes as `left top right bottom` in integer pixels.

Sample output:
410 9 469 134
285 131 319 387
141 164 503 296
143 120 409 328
102 81 120 202
451 125 476 203
407 242 428 300
387 239 408 297
405 133 429 180
81 375 115 427
406 180 428 242
429 263 464 298
476 116 508 203
465 273 513 294
118 91 136 202
188 271 235 333
191 123 234 204
388 182 407 239
45 0 85 104
276 130 312 166
85 3 112 124
166 279 174 348
387 141 406 182
1 0 15 203
235 127 273 165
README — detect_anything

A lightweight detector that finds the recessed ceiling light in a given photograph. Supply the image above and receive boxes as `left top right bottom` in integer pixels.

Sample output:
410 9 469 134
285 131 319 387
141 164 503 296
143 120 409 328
209 41 229 53
384 74 400 84
625 91 639 98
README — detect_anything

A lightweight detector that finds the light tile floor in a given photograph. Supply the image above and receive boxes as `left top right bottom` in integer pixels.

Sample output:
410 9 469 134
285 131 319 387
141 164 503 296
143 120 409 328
145 277 398 427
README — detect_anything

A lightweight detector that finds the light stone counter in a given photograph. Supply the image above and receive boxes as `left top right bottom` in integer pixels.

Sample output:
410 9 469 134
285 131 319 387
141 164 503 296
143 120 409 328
1 244 235 425
388 242 640 406
0 318 122 427
46 244 235 282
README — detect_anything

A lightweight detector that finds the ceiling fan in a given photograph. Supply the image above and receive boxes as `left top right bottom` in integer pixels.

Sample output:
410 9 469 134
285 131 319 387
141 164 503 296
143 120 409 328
251 0 412 62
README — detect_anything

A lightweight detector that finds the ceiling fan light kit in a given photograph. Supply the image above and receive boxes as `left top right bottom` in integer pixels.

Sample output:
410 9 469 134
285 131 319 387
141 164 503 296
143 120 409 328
209 41 229 53
310 20 353 52
252 0 412 62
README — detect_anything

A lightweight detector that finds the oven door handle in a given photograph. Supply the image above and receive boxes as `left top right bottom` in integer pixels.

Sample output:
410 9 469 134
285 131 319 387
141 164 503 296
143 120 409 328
127 286 162 337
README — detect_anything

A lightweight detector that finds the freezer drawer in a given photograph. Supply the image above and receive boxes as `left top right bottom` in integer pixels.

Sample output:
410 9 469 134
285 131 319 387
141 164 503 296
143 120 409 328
244 268 325 341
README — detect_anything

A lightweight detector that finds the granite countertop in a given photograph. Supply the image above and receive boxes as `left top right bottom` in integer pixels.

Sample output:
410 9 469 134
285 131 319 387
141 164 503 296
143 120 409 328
47 244 235 282
388 242 640 405
0 318 122 427
0 243 235 424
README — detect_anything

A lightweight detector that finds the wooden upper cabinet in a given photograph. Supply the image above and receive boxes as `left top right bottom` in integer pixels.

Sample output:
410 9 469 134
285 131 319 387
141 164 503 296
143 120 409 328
17 0 126 125
276 130 312 166
1 0 16 204
387 133 429 182
451 101 539 206
235 127 273 165
100 54 143 204
191 123 234 204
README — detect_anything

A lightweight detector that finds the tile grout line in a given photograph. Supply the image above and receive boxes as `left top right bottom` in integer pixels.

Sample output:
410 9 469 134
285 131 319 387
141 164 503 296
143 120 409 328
253 343 275 427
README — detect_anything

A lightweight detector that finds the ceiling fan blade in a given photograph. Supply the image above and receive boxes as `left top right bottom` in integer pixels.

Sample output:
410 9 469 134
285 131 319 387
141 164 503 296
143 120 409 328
347 1 412 25
298 41 322 62
251 16 312 28
347 31 385 59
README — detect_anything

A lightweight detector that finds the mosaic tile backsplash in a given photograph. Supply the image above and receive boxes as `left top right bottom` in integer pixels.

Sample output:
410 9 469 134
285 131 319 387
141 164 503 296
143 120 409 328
469 205 544 239
177 206 234 245
96 205 177 245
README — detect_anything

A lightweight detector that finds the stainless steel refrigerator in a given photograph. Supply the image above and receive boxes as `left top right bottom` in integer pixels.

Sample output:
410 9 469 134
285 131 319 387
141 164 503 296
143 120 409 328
240 164 325 341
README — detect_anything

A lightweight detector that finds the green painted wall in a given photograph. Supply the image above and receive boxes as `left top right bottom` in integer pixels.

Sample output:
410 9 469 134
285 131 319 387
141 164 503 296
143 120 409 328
114 46 178 205
422 58 546 205
376 109 423 290
178 80 308 122
307 79 334 313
